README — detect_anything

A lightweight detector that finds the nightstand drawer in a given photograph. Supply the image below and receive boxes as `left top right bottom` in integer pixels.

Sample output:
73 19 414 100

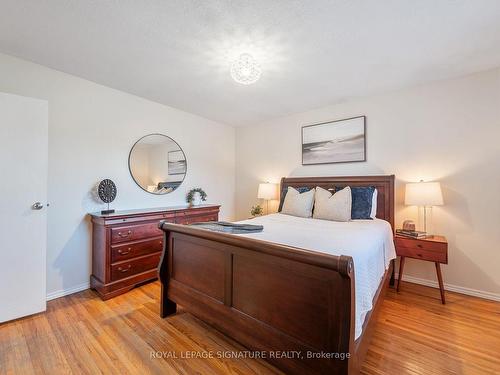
395 237 446 252
396 246 447 263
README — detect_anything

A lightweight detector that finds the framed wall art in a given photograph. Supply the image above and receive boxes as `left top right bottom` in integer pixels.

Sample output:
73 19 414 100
302 116 366 165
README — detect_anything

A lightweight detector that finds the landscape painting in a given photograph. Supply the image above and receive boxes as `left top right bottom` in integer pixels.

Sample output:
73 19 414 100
302 116 366 164
168 150 187 175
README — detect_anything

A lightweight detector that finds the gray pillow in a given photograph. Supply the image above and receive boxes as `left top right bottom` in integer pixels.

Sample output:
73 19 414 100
313 186 352 222
281 187 315 218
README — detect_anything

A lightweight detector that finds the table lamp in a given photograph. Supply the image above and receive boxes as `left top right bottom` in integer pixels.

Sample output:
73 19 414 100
257 182 278 214
405 180 443 234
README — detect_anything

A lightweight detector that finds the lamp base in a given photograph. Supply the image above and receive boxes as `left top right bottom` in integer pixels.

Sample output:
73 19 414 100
420 206 435 234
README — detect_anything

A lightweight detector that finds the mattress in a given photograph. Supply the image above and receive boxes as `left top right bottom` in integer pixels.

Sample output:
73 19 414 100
236 213 396 340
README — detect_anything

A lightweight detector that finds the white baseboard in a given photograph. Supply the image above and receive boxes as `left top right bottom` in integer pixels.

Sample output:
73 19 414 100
46 282 90 301
396 273 500 302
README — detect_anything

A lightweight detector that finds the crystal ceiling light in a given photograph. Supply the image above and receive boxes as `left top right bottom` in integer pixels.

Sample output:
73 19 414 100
230 53 261 85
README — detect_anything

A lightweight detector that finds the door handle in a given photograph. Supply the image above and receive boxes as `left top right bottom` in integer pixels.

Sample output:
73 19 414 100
32 202 44 210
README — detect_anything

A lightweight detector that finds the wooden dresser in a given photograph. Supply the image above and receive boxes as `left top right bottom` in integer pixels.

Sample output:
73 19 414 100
90 204 220 300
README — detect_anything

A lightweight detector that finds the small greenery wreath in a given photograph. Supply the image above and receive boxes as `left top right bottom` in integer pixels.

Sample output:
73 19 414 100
186 188 207 203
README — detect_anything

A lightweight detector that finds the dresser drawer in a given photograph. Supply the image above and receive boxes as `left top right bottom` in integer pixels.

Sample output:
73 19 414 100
110 253 161 281
395 237 447 263
106 213 175 226
110 222 163 244
111 237 163 263
176 208 218 217
175 214 218 225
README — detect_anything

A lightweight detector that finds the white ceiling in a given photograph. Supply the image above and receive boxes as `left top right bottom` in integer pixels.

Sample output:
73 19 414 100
1 1 500 127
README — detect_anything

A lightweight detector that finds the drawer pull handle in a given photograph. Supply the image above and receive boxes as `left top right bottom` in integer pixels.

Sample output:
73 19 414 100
118 265 132 273
416 253 423 257
417 244 423 248
118 248 132 255
118 230 132 238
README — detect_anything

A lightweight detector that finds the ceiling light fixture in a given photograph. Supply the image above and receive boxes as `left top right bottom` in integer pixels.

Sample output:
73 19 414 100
230 53 261 85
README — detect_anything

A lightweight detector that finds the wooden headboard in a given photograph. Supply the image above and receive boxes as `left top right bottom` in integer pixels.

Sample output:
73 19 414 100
280 175 395 230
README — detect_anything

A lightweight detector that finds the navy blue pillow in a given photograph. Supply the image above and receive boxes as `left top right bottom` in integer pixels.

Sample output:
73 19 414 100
336 186 375 220
278 186 312 212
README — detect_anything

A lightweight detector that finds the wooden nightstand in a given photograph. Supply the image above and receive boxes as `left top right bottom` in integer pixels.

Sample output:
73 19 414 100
395 234 448 304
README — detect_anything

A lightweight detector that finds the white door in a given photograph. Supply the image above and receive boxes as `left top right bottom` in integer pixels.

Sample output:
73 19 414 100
0 92 48 322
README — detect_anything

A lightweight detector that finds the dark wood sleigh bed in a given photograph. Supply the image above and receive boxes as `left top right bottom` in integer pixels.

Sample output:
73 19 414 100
158 175 395 374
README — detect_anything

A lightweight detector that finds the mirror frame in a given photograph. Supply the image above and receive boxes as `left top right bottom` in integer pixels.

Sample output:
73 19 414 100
128 133 187 195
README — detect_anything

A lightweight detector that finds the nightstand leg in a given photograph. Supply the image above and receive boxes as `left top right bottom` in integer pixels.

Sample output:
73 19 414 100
397 256 405 292
389 259 395 286
435 262 446 304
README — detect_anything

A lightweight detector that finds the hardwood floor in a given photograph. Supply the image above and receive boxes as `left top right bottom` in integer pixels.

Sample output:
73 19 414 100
1 281 499 375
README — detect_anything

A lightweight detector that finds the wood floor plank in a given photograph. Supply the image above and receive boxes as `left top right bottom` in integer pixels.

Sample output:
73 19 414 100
45 297 121 375
0 321 36 375
361 282 500 375
1 281 499 375
18 314 73 374
121 306 226 375
164 311 282 374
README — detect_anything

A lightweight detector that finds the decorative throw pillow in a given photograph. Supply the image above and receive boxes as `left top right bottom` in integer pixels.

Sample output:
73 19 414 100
313 186 351 222
350 186 375 219
335 186 375 219
278 186 312 212
281 187 315 218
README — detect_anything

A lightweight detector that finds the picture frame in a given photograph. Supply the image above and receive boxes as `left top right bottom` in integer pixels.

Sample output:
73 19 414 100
301 115 366 165
168 150 187 175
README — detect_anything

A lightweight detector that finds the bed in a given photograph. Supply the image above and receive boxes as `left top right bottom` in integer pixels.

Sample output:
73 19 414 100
158 175 395 374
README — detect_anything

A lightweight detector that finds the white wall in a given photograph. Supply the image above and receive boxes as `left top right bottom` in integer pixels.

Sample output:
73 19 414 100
0 53 236 299
236 68 500 299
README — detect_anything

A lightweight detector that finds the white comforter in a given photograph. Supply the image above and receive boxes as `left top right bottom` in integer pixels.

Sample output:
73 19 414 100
236 213 396 340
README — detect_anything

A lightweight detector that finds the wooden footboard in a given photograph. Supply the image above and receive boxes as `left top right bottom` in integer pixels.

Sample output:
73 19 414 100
158 175 394 374
158 222 359 374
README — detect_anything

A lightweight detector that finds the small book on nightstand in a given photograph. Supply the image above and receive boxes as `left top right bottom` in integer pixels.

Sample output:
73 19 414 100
395 229 429 239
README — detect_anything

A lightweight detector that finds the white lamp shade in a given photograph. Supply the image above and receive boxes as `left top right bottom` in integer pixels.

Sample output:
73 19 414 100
257 182 278 200
405 181 443 206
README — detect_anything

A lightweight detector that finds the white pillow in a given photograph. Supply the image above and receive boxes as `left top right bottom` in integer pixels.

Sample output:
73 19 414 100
281 187 315 218
313 186 352 222
370 188 378 219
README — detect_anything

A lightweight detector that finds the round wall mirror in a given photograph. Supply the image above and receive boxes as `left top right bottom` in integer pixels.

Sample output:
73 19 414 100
128 134 187 195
